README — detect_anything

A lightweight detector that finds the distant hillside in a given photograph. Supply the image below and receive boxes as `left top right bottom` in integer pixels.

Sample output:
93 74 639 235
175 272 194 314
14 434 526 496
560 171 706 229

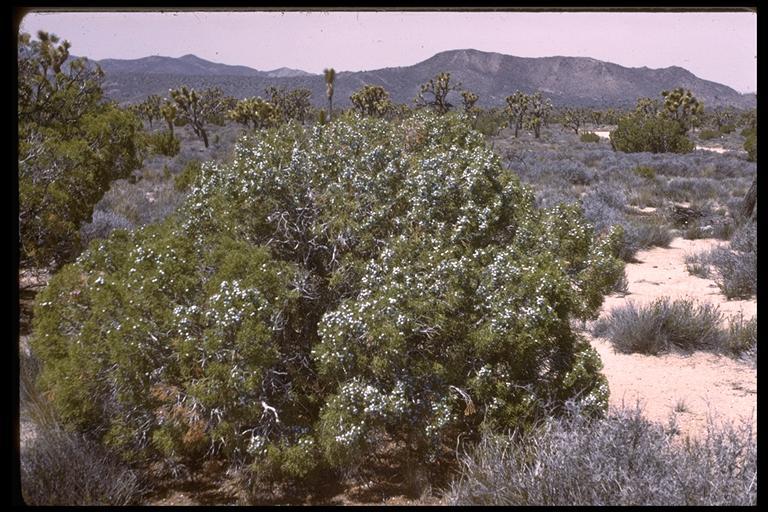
98 54 266 77
95 49 755 109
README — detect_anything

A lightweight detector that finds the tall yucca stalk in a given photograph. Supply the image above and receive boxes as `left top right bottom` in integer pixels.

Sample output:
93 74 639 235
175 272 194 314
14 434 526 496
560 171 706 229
324 68 336 121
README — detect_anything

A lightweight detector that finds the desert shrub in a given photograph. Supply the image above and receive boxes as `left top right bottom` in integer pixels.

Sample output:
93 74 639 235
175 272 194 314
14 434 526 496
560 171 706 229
80 209 135 246
30 111 624 488
610 113 694 154
739 127 755 138
21 425 146 505
580 132 600 143
718 124 735 135
445 402 756 506
730 221 756 253
610 269 630 296
698 129 720 140
684 252 712 278
632 165 656 180
683 226 755 300
174 159 202 192
148 130 181 157
473 109 507 137
706 245 757 299
581 186 671 261
743 132 756 162
726 313 756 361
595 297 726 354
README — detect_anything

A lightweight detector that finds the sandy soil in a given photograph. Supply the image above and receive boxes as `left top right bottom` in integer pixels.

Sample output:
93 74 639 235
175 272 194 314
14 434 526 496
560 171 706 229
585 237 756 439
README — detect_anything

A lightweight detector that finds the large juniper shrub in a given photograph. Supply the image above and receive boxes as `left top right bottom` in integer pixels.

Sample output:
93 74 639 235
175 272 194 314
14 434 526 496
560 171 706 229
610 112 694 154
31 111 624 491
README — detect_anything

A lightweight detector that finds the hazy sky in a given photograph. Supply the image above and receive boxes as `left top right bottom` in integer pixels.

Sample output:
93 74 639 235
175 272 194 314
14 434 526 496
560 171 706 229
18 9 757 93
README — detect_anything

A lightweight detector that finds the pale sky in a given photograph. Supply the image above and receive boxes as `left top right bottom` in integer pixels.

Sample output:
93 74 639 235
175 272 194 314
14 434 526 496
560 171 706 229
18 9 757 93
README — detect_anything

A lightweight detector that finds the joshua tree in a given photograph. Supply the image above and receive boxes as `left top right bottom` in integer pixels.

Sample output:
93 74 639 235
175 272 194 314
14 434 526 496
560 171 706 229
265 86 312 124
169 86 228 147
228 97 279 130
661 88 704 131
350 84 392 118
562 107 589 134
505 91 529 138
525 92 552 139
634 97 662 118
139 94 162 129
324 68 336 122
590 109 603 127
416 72 461 115
160 100 177 137
461 90 479 115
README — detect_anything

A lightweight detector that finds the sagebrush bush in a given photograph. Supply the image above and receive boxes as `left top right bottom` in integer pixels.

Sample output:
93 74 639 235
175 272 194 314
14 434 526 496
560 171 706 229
31 111 624 487
21 426 146 505
580 185 671 261
595 297 726 354
706 246 757 299
445 402 756 506
698 129 720 140
580 132 600 143
726 313 756 361
684 251 711 278
682 224 756 300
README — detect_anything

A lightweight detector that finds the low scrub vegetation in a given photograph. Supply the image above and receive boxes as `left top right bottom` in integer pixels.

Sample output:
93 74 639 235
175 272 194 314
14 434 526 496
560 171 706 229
445 403 756 506
593 297 754 357
684 222 756 299
20 349 146 506
580 132 600 143
21 426 147 506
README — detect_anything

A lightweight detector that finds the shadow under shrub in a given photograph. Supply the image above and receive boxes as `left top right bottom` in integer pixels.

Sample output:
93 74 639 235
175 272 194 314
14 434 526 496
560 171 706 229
594 297 725 355
30 111 624 491
445 402 756 506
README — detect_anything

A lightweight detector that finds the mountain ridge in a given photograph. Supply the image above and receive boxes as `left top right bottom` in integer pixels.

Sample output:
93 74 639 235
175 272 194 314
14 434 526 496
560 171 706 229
92 49 755 109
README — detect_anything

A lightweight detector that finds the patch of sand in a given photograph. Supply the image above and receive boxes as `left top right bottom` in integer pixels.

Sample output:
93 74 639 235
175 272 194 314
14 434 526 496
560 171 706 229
695 145 730 154
587 237 756 439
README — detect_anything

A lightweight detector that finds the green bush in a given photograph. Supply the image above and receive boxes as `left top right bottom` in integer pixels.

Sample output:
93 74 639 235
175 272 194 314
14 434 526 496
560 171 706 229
472 109 507 137
740 127 755 138
173 160 202 192
18 31 147 270
148 130 181 157
579 132 600 143
632 165 656 180
31 111 624 486
610 113 694 154
698 129 720 140
718 124 735 134
743 132 756 162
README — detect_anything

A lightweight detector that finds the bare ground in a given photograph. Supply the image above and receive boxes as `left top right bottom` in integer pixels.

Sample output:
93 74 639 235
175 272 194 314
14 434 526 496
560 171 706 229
584 237 756 439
